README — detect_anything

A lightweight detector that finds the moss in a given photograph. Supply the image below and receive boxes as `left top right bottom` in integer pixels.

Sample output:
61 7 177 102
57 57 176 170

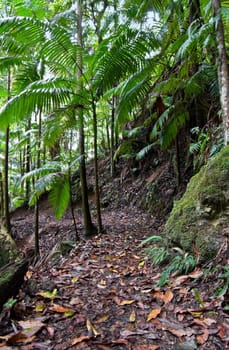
0 225 18 268
164 146 229 262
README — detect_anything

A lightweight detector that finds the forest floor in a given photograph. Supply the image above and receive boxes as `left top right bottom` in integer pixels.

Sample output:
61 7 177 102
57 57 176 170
0 159 228 350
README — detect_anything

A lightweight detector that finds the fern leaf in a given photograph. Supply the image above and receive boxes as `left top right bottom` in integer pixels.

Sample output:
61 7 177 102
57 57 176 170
49 176 70 219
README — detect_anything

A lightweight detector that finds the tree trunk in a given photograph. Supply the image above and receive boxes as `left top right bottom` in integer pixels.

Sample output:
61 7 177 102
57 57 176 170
110 96 115 178
3 69 12 233
77 0 96 237
34 111 42 256
92 102 103 233
212 0 229 145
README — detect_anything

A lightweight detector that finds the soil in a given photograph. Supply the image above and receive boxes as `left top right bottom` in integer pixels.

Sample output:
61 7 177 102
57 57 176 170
0 157 228 350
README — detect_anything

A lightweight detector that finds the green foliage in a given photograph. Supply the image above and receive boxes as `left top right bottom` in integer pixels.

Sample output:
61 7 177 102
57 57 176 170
143 234 197 287
49 175 70 220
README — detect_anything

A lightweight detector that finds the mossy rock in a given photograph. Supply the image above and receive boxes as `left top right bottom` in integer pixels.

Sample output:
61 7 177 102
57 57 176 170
0 225 18 268
164 146 229 262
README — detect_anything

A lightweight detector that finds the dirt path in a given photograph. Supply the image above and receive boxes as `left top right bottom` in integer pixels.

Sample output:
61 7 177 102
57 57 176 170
1 204 228 349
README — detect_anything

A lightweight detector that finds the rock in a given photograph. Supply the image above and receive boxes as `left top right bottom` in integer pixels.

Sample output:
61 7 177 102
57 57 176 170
0 224 18 268
164 146 229 262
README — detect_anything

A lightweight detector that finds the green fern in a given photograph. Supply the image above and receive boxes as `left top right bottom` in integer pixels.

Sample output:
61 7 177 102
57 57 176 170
49 175 70 219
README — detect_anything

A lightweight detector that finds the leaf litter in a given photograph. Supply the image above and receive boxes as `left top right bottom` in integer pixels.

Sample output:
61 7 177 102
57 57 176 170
1 202 228 350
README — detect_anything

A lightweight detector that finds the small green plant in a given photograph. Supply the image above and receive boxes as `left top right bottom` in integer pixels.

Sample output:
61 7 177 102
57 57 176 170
141 236 197 287
157 253 196 286
146 247 168 265
215 265 229 299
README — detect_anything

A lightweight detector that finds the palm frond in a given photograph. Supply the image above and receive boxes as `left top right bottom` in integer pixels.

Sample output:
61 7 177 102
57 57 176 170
0 78 74 130
94 27 160 96
29 172 61 206
136 143 154 161
160 108 189 148
21 162 62 183
0 56 23 72
42 25 78 75
0 16 46 50
13 0 47 19
116 67 153 127
49 175 70 219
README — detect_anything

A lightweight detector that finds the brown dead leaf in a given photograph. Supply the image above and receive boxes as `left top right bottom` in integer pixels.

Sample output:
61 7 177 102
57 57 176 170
113 296 121 305
188 268 203 279
18 319 45 337
166 325 194 338
120 299 135 306
71 335 90 345
7 333 35 345
136 346 159 350
147 308 161 321
163 290 174 304
129 310 136 323
94 314 110 323
171 275 189 287
49 303 76 314
196 329 209 344
97 279 107 289
193 318 216 328
86 319 101 337
217 322 228 339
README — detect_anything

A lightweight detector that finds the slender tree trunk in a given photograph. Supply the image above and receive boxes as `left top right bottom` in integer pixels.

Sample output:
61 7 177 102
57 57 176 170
3 69 11 232
212 0 229 145
110 96 115 178
92 102 103 233
0 172 3 218
34 112 42 256
77 0 95 237
25 119 31 202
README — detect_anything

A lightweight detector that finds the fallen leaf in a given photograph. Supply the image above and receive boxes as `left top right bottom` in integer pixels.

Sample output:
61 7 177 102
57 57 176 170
18 320 45 337
166 327 193 338
136 346 159 350
196 329 209 344
97 279 107 289
147 308 161 321
36 289 60 300
120 299 135 306
71 276 79 283
171 275 189 287
7 333 35 345
163 290 174 304
138 261 145 267
71 335 90 345
95 315 110 323
35 304 46 312
120 329 157 338
188 268 203 279
192 318 216 328
129 310 136 322
86 319 101 337
49 303 76 315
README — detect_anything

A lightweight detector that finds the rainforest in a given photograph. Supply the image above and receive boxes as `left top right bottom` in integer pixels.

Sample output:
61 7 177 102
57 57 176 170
0 1 228 349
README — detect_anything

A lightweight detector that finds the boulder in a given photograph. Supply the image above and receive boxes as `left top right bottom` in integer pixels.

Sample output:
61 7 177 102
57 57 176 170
0 224 18 268
164 146 229 262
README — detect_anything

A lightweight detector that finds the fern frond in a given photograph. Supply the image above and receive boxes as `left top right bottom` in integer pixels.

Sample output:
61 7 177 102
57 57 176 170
29 172 61 206
21 162 62 184
0 78 73 130
136 143 154 161
0 16 46 50
49 175 70 219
